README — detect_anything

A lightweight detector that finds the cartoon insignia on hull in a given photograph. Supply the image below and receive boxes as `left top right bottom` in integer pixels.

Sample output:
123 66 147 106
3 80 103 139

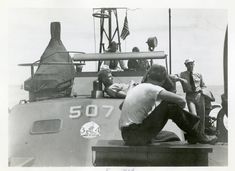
80 121 101 138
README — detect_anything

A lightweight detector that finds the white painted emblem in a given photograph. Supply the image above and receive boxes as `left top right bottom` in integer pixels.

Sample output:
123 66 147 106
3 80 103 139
80 121 100 138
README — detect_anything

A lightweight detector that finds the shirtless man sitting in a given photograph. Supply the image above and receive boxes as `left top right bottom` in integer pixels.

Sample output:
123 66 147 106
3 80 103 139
98 68 136 98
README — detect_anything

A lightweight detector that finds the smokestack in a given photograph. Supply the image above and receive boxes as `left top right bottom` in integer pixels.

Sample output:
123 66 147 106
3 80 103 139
51 22 61 40
24 22 75 101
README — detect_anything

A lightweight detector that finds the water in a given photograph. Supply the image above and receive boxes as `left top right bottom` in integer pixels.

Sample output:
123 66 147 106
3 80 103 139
8 84 224 109
175 84 224 104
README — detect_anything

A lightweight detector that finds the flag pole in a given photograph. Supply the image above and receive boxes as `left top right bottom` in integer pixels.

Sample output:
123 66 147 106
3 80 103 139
124 9 127 52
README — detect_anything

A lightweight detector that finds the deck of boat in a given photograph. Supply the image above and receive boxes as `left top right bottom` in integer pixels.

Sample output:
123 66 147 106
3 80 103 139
92 140 228 166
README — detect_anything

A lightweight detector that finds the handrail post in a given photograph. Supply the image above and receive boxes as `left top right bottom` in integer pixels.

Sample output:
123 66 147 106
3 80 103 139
31 65 34 78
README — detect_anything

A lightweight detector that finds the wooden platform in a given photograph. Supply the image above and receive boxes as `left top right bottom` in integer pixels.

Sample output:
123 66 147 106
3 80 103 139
92 140 213 166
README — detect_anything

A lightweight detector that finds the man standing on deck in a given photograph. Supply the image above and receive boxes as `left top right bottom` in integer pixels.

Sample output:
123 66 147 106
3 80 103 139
170 59 207 136
127 47 150 71
103 41 128 71
119 64 217 145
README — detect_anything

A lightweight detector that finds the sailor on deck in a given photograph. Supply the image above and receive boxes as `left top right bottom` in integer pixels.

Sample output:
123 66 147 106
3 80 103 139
171 59 208 136
127 47 150 71
102 41 128 71
119 64 217 145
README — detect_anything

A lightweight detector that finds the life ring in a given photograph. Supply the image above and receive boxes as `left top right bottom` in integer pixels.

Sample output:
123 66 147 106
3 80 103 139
92 12 110 19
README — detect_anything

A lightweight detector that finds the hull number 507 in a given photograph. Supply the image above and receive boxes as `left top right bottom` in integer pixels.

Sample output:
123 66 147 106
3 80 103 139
69 105 114 119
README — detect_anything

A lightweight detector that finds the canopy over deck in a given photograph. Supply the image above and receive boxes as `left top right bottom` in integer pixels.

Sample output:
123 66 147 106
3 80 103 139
73 51 167 61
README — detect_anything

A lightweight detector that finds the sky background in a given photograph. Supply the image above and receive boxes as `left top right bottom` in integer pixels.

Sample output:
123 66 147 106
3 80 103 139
2 0 235 170
7 8 227 86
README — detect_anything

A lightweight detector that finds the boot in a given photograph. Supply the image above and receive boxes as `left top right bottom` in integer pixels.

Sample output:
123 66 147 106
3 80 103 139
198 134 217 144
186 133 218 145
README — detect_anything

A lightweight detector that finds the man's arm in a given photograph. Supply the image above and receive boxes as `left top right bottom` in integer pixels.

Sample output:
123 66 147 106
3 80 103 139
163 75 176 92
141 68 150 83
119 60 128 70
170 74 188 84
158 89 186 108
106 87 126 98
115 91 127 98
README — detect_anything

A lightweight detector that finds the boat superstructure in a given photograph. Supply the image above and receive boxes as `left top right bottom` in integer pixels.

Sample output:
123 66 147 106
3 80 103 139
8 8 228 167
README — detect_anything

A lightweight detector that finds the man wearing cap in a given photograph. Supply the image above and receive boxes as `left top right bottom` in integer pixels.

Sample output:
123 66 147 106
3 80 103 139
119 64 217 145
171 59 207 136
103 41 128 71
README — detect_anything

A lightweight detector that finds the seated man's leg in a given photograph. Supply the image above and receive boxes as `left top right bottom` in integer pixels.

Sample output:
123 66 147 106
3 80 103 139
168 103 217 144
168 103 200 136
121 101 169 145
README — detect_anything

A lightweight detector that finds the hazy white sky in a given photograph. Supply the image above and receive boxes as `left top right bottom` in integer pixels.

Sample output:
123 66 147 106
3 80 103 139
8 8 227 85
1 0 235 170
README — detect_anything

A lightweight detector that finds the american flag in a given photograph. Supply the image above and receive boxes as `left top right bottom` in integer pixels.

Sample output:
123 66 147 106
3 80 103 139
120 16 130 40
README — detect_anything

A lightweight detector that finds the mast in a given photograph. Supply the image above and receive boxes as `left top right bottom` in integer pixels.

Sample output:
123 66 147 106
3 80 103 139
93 8 126 70
108 9 112 46
169 8 172 74
222 26 228 113
223 26 228 100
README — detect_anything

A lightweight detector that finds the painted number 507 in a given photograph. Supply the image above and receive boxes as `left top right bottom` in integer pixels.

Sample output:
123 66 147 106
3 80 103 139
69 105 114 119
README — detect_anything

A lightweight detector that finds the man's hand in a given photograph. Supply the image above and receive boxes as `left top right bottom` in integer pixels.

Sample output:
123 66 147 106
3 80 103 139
169 74 180 82
170 74 188 84
128 80 138 90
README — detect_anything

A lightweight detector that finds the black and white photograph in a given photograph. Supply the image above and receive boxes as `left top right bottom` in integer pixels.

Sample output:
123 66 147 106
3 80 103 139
2 0 234 170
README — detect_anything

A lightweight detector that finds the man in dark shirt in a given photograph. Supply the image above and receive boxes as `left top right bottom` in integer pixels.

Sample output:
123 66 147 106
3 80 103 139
127 47 150 71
